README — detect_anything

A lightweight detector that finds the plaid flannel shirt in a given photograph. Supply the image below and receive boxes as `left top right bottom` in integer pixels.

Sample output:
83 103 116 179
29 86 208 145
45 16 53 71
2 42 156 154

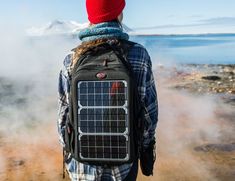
58 42 158 181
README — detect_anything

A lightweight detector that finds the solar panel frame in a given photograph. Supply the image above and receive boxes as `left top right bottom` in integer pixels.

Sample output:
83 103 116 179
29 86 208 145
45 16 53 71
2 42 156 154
75 80 132 163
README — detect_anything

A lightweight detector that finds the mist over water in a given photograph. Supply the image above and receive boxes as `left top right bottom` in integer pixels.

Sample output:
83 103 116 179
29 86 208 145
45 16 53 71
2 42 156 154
0 27 234 180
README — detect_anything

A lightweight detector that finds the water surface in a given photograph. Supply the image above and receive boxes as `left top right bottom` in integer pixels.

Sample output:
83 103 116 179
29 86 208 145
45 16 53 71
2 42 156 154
130 34 235 65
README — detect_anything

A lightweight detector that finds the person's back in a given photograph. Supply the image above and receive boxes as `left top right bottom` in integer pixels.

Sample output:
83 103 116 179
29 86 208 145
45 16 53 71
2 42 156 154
58 0 158 180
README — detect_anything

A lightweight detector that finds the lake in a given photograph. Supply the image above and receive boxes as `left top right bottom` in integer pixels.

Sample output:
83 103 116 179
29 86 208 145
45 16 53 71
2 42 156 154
130 34 235 65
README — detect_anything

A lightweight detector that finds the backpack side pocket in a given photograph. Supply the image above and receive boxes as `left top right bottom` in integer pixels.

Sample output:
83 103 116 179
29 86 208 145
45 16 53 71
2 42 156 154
64 123 71 152
64 114 74 153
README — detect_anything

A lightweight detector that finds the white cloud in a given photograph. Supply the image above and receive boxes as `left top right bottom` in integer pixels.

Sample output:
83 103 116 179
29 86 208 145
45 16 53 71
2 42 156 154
198 17 235 25
132 16 235 35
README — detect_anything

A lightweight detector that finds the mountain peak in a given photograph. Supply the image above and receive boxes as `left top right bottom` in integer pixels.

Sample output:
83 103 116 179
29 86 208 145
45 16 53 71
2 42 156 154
26 20 133 37
51 19 64 25
27 20 89 36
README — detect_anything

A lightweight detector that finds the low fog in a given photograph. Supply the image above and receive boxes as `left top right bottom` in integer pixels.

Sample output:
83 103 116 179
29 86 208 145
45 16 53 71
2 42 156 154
0 28 77 131
0 27 234 181
0 27 78 180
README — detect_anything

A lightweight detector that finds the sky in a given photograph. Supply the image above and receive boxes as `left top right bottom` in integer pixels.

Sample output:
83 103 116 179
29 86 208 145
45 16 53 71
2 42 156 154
1 0 235 34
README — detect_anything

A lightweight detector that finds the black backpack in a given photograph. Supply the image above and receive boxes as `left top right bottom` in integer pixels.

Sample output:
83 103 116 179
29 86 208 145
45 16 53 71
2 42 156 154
64 39 144 166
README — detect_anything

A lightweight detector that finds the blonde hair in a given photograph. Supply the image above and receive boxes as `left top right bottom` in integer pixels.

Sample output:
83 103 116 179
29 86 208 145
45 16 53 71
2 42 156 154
71 39 110 68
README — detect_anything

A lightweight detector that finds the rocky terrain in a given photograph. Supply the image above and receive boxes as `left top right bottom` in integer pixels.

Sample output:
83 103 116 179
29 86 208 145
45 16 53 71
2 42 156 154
137 64 235 181
0 64 234 181
161 64 235 93
158 64 235 105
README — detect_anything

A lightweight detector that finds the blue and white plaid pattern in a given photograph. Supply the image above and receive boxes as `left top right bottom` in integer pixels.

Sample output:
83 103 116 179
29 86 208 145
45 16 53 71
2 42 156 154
58 43 158 181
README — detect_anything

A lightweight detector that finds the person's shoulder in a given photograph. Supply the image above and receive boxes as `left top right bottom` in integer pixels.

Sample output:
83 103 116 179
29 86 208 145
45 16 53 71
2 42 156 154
62 43 82 70
62 53 73 69
60 51 74 78
131 41 146 50
127 41 152 66
128 41 150 57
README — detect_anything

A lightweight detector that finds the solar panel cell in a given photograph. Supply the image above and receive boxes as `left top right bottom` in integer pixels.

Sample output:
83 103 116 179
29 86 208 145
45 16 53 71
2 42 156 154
79 108 127 134
79 135 128 160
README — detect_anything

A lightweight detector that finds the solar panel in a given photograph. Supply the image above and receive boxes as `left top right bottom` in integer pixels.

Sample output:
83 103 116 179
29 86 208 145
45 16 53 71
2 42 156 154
77 80 130 162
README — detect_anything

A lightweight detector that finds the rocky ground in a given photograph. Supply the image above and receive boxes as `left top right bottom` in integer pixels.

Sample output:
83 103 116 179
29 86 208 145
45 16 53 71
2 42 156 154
0 64 234 181
163 64 235 100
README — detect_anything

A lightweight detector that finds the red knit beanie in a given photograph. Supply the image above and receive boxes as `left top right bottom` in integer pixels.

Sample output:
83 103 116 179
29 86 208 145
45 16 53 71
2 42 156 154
86 0 126 24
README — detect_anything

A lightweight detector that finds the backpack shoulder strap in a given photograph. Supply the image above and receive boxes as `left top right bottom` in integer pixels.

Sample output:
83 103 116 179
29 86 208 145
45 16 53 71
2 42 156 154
109 40 144 158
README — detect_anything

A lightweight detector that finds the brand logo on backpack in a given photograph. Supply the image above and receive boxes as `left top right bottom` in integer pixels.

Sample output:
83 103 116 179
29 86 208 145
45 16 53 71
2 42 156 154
96 72 107 80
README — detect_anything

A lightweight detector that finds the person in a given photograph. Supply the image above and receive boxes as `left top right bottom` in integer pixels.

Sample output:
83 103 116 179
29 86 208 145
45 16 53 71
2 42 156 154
58 0 158 180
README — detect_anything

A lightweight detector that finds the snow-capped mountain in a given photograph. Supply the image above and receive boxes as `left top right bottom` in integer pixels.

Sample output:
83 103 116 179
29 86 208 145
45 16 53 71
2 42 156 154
27 20 133 37
27 20 89 36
